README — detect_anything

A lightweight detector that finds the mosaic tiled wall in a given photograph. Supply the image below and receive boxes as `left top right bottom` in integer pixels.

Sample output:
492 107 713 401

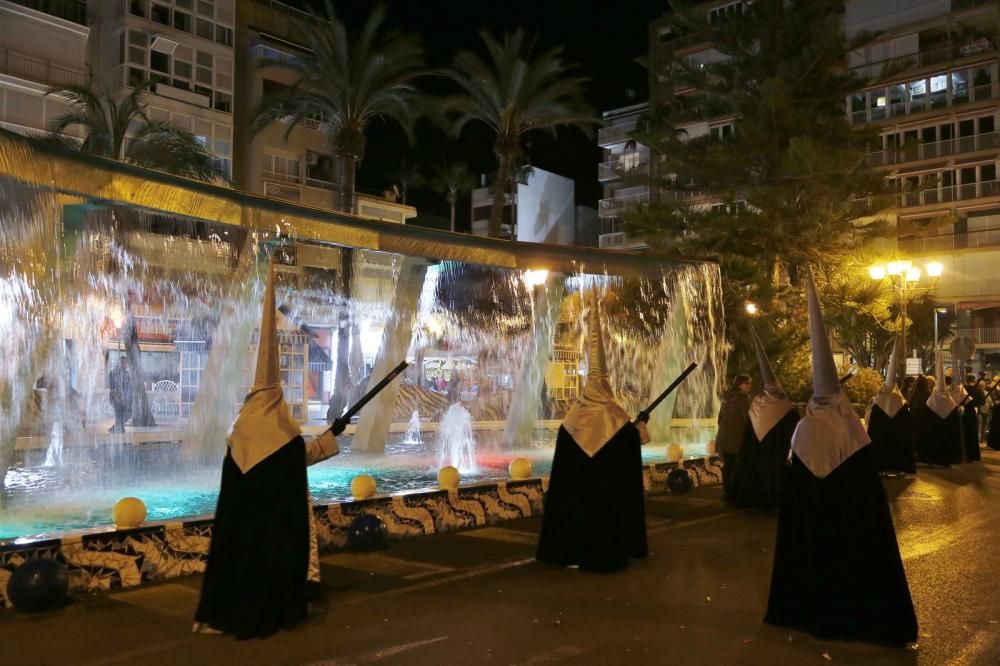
0 456 723 608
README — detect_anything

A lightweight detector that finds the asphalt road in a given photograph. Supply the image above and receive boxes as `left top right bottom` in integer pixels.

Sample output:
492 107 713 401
3 450 1000 666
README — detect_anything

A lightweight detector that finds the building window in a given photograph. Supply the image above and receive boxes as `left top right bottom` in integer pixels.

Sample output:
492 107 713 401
130 0 147 18
150 3 171 26
173 11 192 32
151 51 170 74
196 18 214 41
262 154 301 184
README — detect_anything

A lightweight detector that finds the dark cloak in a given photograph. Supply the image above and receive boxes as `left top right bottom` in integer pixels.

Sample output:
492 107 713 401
867 404 915 474
989 406 1000 451
912 405 963 466
961 406 981 462
728 409 798 511
536 423 647 572
194 436 310 640
765 445 918 647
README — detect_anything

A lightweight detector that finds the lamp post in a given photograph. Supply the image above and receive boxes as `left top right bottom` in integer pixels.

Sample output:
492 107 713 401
869 259 944 379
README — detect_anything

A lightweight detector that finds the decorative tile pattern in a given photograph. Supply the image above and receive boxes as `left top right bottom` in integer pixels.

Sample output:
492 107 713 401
0 456 724 608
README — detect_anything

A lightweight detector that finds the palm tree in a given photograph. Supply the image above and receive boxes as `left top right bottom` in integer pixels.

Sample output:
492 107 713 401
431 161 475 232
45 81 219 181
385 159 425 205
251 2 426 422
440 29 598 238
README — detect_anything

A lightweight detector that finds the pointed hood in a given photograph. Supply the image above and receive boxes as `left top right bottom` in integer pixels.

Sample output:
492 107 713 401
563 291 631 457
873 337 906 418
227 264 302 473
748 323 794 440
945 364 968 405
790 271 870 478
927 350 958 419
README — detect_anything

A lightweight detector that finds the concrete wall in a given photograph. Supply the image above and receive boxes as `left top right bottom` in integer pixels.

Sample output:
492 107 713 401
845 0 950 38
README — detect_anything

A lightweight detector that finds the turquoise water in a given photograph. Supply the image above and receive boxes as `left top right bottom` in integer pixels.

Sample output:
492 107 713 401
0 444 699 543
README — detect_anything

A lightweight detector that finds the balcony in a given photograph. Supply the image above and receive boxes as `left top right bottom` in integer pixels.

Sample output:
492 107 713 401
897 226 1000 253
850 80 997 125
868 131 1000 166
598 158 649 182
0 48 85 87
897 179 1000 208
956 327 1000 345
8 0 87 26
597 122 638 147
598 190 649 218
304 177 335 191
848 31 999 81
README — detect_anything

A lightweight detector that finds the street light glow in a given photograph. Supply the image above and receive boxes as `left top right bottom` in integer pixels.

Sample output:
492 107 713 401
522 269 549 288
886 261 903 276
745 302 758 315
926 261 944 278
869 266 887 280
906 267 921 283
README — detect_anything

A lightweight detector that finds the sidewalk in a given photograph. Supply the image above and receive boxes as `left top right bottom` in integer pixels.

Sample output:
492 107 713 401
3 451 1000 666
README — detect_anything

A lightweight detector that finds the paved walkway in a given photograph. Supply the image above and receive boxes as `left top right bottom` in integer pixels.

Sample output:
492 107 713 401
3 451 1000 665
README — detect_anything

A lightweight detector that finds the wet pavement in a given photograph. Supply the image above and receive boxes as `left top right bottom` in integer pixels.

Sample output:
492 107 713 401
2 450 1000 666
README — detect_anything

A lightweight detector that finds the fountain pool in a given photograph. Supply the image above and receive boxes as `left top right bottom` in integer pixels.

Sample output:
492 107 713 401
0 131 726 544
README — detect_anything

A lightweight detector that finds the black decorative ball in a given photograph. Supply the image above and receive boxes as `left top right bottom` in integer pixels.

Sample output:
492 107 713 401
6 559 69 612
667 469 693 494
347 514 389 552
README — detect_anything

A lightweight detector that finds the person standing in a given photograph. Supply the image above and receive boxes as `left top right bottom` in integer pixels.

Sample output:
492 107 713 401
194 266 340 639
765 271 917 647
728 326 798 510
866 338 915 475
536 293 650 572
108 355 133 433
716 373 752 502
962 373 984 462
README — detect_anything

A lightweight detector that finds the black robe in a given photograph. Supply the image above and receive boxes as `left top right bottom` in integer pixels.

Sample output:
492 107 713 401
728 409 798 511
194 436 310 639
913 405 963 466
867 405 915 474
536 423 647 572
765 445 918 647
989 407 1000 451
961 406 981 462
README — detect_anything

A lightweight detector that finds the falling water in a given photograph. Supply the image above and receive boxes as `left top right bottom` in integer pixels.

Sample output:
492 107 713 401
437 404 479 474
43 422 63 467
402 411 422 446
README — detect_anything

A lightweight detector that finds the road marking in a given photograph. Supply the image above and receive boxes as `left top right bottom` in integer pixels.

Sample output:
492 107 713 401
507 646 587 665
321 552 454 579
305 635 450 665
341 558 537 605
457 526 539 545
947 628 1000 666
77 637 197 666
110 583 199 619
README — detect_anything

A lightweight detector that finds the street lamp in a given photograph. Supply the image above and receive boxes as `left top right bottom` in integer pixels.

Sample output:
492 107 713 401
934 307 948 359
745 301 758 316
868 259 944 378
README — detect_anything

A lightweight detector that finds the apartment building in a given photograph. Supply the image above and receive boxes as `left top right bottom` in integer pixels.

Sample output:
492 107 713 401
0 0 88 138
597 102 651 250
846 0 1000 367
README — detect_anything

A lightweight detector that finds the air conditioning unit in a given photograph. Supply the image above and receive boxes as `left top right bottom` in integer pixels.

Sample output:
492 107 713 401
305 150 319 166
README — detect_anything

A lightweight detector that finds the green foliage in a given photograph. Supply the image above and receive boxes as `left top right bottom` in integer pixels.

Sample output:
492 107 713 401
626 0 898 373
45 82 219 181
251 2 427 162
438 28 598 237
842 367 884 408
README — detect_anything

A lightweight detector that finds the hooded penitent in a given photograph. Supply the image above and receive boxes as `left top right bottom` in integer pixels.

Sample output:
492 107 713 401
227 265 302 473
562 291 631 457
873 337 906 418
926 350 958 420
748 323 794 440
945 367 968 405
790 271 871 479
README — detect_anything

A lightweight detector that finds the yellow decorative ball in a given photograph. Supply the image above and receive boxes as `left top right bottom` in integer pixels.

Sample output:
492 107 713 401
667 443 684 463
508 457 533 479
437 466 461 490
112 497 147 529
350 474 377 500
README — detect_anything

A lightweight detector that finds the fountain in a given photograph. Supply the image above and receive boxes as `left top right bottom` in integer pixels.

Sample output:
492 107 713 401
402 411 422 446
0 132 726 542
436 404 479 475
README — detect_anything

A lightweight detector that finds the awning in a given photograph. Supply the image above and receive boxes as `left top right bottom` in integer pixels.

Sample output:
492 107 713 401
894 161 948 176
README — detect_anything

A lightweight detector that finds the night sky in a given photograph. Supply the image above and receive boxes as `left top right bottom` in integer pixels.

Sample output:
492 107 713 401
286 0 667 229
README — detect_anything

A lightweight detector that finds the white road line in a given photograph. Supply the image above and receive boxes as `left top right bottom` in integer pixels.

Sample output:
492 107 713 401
947 628 1000 666
507 645 587 665
305 635 450 665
